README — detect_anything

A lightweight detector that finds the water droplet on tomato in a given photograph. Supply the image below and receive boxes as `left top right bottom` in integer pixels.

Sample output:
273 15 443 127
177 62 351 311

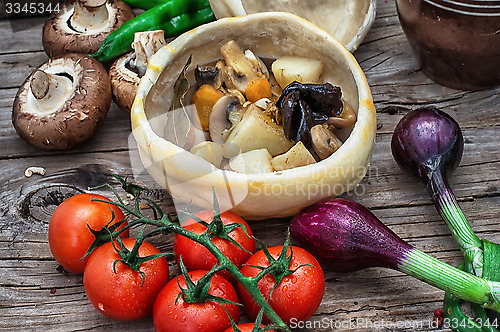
291 275 298 284
98 303 105 311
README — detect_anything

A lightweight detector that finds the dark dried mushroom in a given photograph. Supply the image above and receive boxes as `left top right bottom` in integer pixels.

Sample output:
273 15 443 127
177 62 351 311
12 53 111 150
311 124 343 159
281 90 313 148
277 81 343 121
42 0 134 57
278 82 343 149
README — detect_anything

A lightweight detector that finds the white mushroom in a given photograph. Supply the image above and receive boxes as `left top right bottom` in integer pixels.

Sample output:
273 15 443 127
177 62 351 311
12 53 112 150
109 30 166 112
209 95 242 143
311 124 343 160
220 40 265 93
24 166 47 177
42 0 134 57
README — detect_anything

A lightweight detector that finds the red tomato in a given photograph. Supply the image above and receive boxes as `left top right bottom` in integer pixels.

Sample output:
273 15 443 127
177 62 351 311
83 238 169 321
153 270 240 332
224 323 275 332
237 245 325 325
173 210 255 282
48 193 128 274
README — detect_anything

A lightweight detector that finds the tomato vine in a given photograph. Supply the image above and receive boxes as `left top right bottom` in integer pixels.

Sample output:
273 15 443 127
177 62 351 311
86 174 309 331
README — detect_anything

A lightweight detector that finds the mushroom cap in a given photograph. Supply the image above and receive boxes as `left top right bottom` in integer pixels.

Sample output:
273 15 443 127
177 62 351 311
109 52 139 113
131 12 377 220
12 53 112 150
209 0 376 52
42 0 134 58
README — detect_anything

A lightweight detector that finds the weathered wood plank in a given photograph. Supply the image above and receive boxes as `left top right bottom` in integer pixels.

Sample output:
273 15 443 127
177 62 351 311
1 0 499 331
0 100 132 159
0 146 498 330
0 51 47 89
0 17 45 53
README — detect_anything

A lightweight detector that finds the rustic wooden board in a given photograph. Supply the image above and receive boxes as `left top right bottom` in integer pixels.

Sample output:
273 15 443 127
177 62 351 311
1 0 500 331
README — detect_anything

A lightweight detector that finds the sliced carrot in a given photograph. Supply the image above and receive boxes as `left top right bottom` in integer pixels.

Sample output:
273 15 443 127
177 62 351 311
245 78 272 103
191 84 225 131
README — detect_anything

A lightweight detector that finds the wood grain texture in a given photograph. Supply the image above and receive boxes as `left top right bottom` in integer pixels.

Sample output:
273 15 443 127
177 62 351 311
1 0 499 331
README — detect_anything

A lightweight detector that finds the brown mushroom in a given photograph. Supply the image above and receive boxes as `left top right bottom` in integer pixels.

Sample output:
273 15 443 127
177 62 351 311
311 124 343 160
12 53 112 150
109 30 166 112
42 0 134 57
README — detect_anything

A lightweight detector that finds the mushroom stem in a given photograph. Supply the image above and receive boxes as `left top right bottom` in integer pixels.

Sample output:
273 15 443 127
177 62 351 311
326 100 357 128
70 0 110 34
220 40 264 93
131 30 166 77
29 70 73 114
311 124 343 160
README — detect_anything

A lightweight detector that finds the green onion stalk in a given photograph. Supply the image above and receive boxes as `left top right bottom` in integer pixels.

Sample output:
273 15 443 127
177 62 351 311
391 107 500 331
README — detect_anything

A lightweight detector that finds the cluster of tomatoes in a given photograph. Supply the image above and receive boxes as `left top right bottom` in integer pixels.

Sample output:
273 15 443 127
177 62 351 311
48 192 325 331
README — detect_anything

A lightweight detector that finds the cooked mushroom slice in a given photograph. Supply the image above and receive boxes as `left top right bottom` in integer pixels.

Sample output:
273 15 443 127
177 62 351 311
42 0 134 57
194 63 223 89
12 53 112 150
253 98 279 124
311 124 343 160
244 50 269 79
326 100 357 128
109 30 166 112
220 40 265 93
209 95 242 144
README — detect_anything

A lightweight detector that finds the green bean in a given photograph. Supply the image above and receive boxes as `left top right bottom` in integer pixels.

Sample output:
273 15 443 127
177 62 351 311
121 0 170 11
91 0 214 63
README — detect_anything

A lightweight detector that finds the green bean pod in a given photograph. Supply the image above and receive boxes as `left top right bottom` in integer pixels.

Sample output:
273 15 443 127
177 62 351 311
121 0 170 10
91 0 214 63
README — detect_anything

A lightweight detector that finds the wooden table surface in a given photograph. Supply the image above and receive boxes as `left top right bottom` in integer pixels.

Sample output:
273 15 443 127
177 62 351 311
1 1 499 331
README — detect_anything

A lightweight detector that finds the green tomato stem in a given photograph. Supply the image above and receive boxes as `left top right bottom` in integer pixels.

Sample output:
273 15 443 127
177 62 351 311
172 224 289 331
104 198 290 331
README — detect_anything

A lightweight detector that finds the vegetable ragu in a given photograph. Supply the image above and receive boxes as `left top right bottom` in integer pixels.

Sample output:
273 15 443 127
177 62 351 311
290 198 500 313
391 107 500 331
164 39 357 173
